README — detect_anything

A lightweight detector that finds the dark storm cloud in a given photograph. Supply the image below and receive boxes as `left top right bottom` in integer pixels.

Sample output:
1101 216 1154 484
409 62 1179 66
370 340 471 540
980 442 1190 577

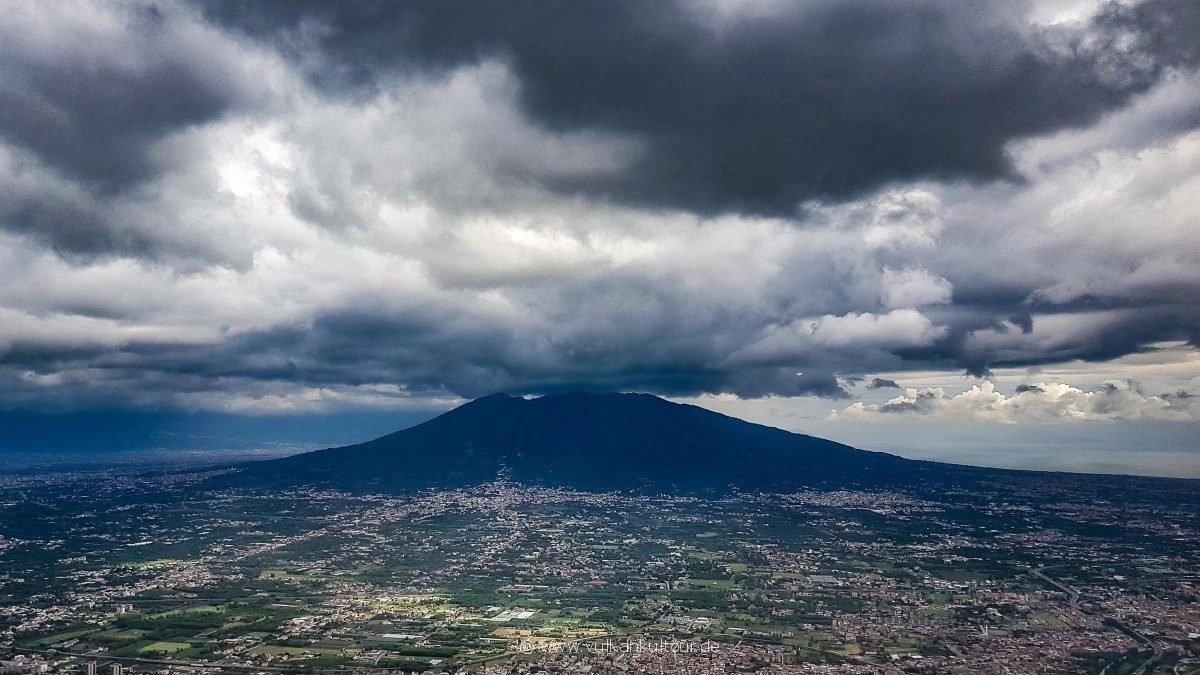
0 4 253 190
0 296 856 407
874 296 1200 378
989 307 1199 370
1015 384 1045 394
0 186 142 258
195 309 853 400
1096 0 1200 68
0 0 1198 415
209 0 1200 215
0 2 285 263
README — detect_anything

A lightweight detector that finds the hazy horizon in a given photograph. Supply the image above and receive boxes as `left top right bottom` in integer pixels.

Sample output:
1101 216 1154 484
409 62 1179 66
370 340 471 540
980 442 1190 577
2 392 1198 480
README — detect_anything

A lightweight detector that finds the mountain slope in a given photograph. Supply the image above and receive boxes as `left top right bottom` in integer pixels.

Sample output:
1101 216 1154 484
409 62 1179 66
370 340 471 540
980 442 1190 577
228 392 954 493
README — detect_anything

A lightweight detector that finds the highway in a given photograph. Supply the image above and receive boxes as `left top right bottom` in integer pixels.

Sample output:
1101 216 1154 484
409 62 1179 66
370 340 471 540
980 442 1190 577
1031 566 1164 675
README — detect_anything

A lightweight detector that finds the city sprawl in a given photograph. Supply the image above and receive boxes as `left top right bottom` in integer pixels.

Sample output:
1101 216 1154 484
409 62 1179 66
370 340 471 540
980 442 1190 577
1 469 1199 674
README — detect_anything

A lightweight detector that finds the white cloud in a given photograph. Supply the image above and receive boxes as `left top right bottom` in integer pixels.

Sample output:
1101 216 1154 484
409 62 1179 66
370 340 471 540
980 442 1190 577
880 268 953 309
835 379 1200 423
807 310 947 348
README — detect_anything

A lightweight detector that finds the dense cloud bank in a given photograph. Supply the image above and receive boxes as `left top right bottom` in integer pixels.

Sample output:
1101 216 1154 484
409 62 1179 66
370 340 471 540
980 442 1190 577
205 0 1200 214
0 0 1197 418
837 379 1200 423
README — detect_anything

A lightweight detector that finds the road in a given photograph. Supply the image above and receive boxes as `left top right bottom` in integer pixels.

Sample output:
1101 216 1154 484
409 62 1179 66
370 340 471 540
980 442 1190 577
1113 617 1164 675
1030 565 1080 608
1032 566 1163 675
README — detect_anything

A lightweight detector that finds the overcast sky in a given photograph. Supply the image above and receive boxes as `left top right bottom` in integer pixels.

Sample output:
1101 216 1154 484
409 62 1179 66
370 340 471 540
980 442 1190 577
1 0 1198 476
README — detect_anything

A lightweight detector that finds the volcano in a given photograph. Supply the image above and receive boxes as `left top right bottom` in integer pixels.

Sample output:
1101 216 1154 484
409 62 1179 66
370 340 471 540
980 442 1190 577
229 392 965 493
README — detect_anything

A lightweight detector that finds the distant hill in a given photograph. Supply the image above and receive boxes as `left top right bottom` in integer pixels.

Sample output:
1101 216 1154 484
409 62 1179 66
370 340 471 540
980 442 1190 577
226 392 980 494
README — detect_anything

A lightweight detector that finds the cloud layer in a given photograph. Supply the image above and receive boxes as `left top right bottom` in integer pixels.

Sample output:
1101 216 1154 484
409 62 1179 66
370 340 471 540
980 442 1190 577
836 379 1200 423
0 0 1197 417
208 0 1200 215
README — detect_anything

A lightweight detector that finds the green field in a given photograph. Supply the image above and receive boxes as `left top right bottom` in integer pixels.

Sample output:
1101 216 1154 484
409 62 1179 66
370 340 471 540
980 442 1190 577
139 641 192 654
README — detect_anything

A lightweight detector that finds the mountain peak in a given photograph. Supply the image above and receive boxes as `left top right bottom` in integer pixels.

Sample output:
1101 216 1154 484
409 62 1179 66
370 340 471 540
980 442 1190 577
234 392 928 494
